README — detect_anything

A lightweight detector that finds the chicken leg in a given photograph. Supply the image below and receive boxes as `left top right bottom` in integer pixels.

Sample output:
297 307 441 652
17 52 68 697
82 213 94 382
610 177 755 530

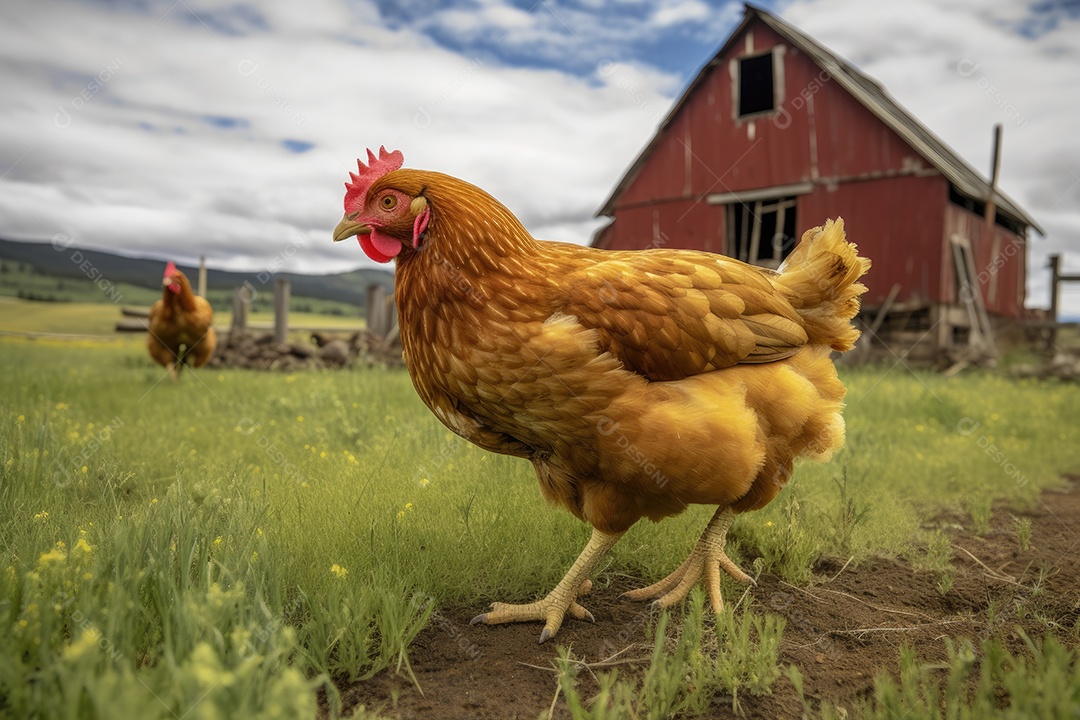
470 528 622 644
623 507 753 613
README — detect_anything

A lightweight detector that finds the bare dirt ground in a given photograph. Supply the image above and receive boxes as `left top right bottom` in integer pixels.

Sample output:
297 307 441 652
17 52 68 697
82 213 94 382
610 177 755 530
335 478 1080 719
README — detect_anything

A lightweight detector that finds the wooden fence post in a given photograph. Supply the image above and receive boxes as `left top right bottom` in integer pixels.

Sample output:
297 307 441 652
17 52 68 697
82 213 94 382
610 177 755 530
198 255 208 298
274 278 290 344
367 284 389 338
231 285 249 339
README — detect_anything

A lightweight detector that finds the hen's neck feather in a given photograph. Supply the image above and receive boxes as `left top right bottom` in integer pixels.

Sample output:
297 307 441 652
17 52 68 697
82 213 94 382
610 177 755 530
163 276 199 312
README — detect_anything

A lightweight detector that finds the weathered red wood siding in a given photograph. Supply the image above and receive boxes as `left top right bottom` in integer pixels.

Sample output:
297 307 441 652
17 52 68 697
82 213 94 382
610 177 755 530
942 205 1027 318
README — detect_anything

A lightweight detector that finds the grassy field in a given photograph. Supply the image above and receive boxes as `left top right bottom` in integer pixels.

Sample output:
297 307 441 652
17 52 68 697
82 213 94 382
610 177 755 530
0 297 366 336
1 324 1078 718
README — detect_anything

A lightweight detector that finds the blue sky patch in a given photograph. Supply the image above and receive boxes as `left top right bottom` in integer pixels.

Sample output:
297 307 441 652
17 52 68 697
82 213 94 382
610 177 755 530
281 139 315 154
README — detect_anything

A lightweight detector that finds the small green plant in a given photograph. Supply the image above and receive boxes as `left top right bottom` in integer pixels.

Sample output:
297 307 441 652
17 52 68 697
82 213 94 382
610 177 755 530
911 530 955 595
829 468 870 554
968 495 993 535
757 493 819 584
554 590 785 718
1013 515 1033 552
852 632 1080 719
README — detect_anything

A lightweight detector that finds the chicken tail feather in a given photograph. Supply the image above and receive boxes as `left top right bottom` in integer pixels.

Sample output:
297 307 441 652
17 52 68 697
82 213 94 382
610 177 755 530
774 218 871 352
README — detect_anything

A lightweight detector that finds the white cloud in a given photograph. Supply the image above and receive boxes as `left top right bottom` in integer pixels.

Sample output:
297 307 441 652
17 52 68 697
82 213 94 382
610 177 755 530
652 0 711 28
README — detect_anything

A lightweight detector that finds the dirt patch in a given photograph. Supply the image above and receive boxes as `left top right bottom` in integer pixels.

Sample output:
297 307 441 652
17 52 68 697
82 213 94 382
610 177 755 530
335 479 1080 719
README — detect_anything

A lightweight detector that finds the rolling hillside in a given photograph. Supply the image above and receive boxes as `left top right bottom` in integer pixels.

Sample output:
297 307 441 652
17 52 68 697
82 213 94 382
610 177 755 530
0 238 393 311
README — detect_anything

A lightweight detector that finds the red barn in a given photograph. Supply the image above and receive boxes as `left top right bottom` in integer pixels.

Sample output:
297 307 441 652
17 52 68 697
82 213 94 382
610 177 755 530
594 4 1043 359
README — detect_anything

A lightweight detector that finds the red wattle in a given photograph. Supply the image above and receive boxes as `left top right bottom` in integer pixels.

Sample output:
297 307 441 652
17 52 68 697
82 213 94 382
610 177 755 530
359 234 396 264
370 229 402 260
359 235 392 263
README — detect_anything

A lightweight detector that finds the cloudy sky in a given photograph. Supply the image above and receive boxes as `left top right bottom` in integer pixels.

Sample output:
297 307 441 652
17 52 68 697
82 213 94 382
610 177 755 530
1 0 1078 314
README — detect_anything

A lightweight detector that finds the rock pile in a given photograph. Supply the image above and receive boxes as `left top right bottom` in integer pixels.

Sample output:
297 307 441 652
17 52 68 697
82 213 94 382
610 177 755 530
207 330 403 371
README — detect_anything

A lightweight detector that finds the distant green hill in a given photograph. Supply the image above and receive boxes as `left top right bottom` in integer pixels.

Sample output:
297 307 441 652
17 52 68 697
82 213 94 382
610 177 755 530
0 238 393 314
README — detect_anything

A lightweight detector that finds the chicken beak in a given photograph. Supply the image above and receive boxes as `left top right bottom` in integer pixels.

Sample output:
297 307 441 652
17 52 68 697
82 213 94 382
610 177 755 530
333 214 371 242
162 277 174 287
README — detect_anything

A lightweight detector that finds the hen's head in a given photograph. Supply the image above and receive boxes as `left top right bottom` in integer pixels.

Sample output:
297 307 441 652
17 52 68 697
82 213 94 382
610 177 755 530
333 147 431 263
162 261 184 294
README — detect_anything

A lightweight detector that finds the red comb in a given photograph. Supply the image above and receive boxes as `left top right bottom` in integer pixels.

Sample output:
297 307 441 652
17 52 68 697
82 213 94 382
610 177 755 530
344 146 404 211
164 261 177 278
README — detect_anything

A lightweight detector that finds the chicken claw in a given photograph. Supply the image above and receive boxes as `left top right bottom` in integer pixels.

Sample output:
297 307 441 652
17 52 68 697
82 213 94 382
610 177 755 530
471 580 595 643
470 530 622 643
623 507 752 613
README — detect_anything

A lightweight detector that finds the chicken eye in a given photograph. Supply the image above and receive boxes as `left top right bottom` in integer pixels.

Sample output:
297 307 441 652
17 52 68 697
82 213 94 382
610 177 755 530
380 195 398 210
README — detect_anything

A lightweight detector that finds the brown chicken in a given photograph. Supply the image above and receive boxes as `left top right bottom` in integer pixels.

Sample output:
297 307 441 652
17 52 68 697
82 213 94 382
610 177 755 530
334 147 869 643
147 262 216 380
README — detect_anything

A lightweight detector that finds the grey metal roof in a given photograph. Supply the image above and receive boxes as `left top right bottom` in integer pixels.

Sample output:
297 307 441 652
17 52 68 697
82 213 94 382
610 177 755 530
597 3 1044 236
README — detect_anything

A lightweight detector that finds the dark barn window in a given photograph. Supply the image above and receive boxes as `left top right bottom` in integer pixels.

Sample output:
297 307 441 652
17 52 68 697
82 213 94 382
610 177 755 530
738 52 775 117
727 196 797 269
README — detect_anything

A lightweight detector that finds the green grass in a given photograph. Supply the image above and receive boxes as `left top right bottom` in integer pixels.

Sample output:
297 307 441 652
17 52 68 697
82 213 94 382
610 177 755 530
828 633 1080 720
1 333 1079 718
0 297 366 336
556 590 785 719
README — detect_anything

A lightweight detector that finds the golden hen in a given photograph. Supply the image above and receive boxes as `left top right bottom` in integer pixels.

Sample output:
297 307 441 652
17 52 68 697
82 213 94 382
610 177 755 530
147 262 216 381
334 147 870 643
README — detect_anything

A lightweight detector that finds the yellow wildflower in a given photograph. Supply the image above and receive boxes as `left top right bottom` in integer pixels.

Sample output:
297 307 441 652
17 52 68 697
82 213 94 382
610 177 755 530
34 511 49 521
39 546 67 566
404 502 413 511
73 538 92 555
150 498 158 504
419 477 430 488
81 466 88 474
16 415 25 424
330 564 348 578
213 536 223 546
297 416 304 423
55 403 69 410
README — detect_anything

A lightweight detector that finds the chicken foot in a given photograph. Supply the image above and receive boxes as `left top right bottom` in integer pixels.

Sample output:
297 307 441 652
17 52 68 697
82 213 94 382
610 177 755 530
623 507 753 613
470 528 622 644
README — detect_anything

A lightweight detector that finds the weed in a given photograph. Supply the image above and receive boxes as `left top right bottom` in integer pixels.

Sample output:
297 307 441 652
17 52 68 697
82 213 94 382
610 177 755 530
968 494 993 535
829 467 870 554
1013 515 1032 552
850 633 1080 719
554 590 785 718
911 530 955 595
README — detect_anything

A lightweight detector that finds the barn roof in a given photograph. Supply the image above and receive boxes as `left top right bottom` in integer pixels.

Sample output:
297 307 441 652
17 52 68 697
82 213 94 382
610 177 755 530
597 3 1044 236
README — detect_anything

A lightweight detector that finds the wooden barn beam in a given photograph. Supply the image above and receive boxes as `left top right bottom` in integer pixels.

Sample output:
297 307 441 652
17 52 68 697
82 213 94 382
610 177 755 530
985 124 1003 305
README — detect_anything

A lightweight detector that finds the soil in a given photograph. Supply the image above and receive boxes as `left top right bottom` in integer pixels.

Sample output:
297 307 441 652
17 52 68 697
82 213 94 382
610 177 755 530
332 478 1080 719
